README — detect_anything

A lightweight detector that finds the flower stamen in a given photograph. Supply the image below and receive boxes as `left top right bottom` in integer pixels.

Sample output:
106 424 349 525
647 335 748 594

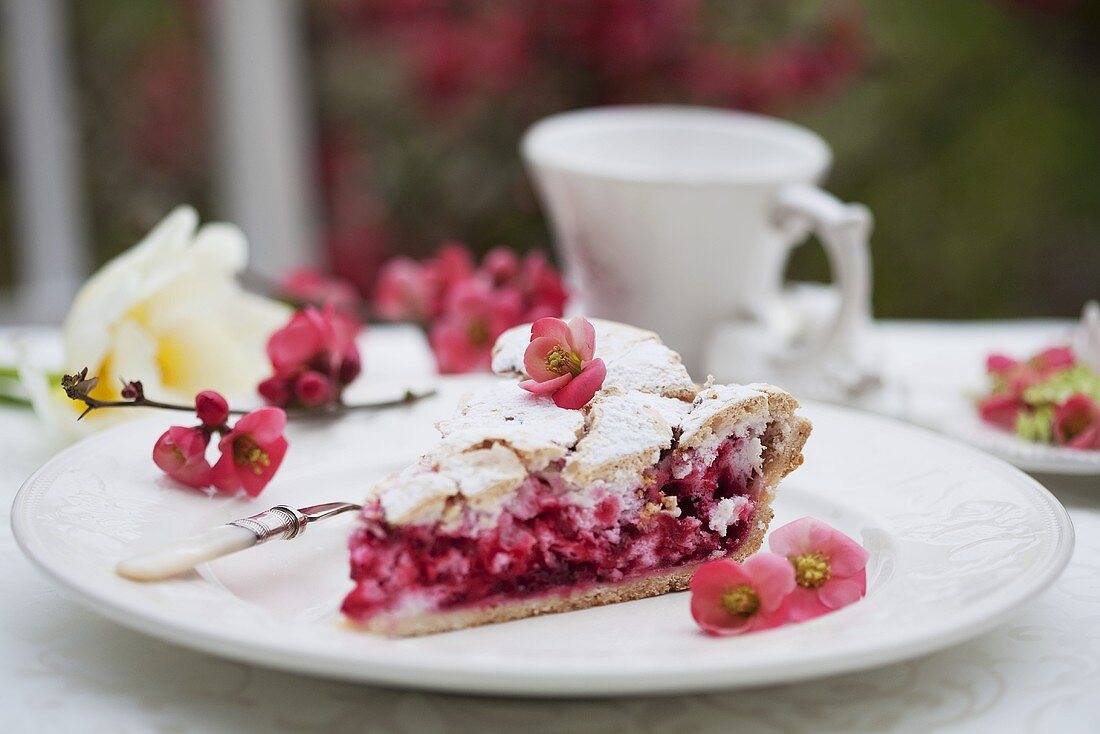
545 345 583 377
719 584 760 618
234 437 271 475
791 552 831 589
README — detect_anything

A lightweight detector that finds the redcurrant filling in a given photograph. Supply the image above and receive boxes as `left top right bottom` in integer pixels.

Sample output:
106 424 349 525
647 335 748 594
343 434 765 622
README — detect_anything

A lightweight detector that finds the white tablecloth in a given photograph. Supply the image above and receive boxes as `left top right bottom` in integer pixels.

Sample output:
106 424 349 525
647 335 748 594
2 323 1098 733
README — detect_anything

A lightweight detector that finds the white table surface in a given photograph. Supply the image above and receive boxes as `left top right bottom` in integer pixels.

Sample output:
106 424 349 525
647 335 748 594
2 322 1098 734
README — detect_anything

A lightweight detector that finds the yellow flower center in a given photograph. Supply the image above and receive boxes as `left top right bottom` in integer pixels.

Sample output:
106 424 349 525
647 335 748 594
234 436 270 475
545 345 583 377
791 552 831 589
720 584 760 618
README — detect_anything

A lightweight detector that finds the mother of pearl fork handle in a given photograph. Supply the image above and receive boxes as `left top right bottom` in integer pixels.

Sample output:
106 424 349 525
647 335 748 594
116 502 361 582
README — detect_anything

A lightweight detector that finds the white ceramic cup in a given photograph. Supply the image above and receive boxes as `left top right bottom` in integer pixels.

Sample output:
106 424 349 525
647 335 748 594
522 105 873 379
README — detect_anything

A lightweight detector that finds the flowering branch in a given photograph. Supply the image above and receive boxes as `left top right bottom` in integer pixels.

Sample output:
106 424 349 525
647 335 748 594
60 368 435 421
60 368 434 498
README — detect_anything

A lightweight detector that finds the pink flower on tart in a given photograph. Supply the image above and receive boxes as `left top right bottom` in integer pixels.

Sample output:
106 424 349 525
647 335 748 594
1052 393 1100 449
211 407 289 496
519 316 607 409
768 517 868 622
152 425 212 489
690 554 796 636
429 278 522 374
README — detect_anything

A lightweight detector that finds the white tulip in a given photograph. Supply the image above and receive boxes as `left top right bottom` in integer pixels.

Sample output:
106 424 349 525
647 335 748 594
20 206 291 440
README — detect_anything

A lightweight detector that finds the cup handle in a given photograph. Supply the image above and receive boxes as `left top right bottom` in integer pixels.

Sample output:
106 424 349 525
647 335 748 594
770 183 873 365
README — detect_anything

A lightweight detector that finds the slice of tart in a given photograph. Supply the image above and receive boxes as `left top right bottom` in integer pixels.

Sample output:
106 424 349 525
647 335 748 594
342 320 811 636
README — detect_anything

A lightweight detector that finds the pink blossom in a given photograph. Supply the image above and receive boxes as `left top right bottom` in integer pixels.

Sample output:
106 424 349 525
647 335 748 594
429 278 522 374
374 242 480 323
262 305 361 407
1032 346 1075 372
483 246 521 284
373 256 433 322
195 390 229 427
690 554 795 636
425 242 476 304
280 266 361 312
978 393 1026 431
983 345 1076 404
1052 393 1100 449
519 316 606 409
211 408 288 497
517 251 569 320
152 426 212 489
986 353 1020 374
768 517 868 622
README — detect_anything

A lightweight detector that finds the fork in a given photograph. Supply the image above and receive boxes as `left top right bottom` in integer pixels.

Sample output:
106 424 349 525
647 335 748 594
116 501 361 582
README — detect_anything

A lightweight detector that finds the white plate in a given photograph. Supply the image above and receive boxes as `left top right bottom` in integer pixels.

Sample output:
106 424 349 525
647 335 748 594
929 406 1100 476
12 377 1075 696
868 320 1100 477
901 376 1100 476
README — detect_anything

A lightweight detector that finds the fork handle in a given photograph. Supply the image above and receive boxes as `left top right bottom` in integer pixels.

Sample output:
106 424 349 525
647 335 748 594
115 525 258 582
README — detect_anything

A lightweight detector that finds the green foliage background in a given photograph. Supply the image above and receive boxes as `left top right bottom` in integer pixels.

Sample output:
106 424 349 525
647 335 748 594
789 1 1100 317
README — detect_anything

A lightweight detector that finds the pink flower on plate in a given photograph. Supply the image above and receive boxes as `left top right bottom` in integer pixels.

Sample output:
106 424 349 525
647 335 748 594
978 393 1026 431
768 517 869 622
1052 393 1100 449
152 426 212 489
690 554 796 636
988 345 1076 397
519 316 606 409
986 353 1020 374
211 407 288 497
429 278 522 374
1032 346 1075 373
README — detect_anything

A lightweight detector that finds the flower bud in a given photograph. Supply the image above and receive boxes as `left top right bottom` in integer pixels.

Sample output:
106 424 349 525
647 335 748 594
258 376 292 407
195 390 230 426
195 389 229 424
338 347 362 385
295 371 336 407
152 425 212 489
